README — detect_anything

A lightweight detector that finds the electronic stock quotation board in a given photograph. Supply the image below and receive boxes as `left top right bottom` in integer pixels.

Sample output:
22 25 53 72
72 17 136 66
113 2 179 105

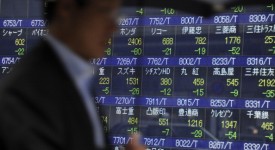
1 1 275 150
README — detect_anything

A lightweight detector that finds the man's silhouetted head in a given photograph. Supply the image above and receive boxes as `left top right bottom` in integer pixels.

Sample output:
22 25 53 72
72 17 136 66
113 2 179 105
45 0 120 59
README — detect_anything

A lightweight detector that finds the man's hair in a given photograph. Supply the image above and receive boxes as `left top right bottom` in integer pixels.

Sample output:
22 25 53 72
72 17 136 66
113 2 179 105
44 0 89 23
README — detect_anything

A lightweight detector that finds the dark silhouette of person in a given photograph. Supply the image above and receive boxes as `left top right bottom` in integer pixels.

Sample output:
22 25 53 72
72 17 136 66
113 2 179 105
0 0 145 149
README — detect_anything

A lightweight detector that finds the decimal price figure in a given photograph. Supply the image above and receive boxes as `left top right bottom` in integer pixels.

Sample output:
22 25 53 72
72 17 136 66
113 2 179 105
159 77 173 96
192 76 206 97
159 118 169 126
191 130 203 138
227 78 240 97
130 48 142 56
258 79 275 87
262 90 275 98
129 88 140 96
162 38 174 45
188 119 203 128
266 4 274 11
127 127 138 134
128 38 142 46
15 48 25 56
193 78 205 86
221 120 238 129
128 117 138 125
99 77 110 85
261 122 274 131
162 38 174 56
126 77 141 96
195 37 207 45
127 37 143 55
15 38 25 46
227 79 239 87
225 36 241 45
267 46 275 54
265 36 275 44
161 128 170 136
100 115 108 133
225 131 237 140
261 122 274 141
160 88 172 96
162 48 172 55
208 67 241 97
160 8 175 15
194 47 206 55
225 36 242 55
231 5 244 13
193 89 205 97
228 47 241 55
259 79 275 98
264 36 275 56
15 38 26 56
105 48 112 56
160 78 173 86
95 67 112 96
126 78 139 85
105 38 112 56
194 37 207 55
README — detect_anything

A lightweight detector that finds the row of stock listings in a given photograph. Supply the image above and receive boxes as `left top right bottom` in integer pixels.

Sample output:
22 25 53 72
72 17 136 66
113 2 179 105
1 3 275 150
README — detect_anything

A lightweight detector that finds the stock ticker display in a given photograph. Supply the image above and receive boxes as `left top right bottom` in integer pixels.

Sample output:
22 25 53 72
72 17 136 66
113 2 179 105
1 1 275 150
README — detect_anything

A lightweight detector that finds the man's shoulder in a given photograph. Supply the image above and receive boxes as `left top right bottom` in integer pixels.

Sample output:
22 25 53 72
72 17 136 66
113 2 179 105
0 41 70 150
16 40 63 76
0 40 70 101
0 40 98 150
